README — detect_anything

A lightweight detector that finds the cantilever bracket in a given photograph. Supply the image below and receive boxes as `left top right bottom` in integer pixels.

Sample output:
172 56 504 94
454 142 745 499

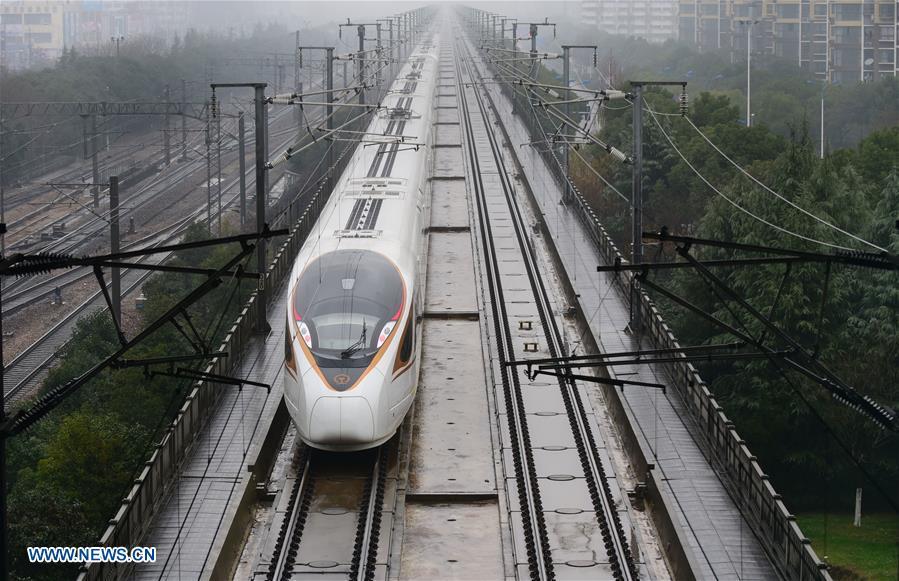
532 369 666 392
151 368 270 393
111 352 229 370
92 265 127 347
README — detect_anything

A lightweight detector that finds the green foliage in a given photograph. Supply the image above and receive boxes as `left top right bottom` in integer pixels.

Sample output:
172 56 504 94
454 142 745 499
8 475 94 580
6 221 254 580
660 126 899 511
35 412 149 524
571 77 899 527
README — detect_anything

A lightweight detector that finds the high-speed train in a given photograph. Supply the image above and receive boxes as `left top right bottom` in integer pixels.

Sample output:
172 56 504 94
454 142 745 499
283 36 439 451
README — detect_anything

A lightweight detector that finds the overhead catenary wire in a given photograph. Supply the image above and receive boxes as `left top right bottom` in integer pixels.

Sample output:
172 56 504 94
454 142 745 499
568 144 630 203
682 115 887 253
643 99 858 253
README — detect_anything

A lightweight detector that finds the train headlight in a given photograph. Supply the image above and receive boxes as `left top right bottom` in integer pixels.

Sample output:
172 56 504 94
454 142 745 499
299 322 312 347
378 321 397 348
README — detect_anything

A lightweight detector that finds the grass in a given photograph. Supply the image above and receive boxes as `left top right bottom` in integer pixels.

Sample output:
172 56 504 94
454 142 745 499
798 513 898 580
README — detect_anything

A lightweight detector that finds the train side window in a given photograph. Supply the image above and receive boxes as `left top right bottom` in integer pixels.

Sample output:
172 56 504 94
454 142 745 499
398 302 416 364
285 319 294 364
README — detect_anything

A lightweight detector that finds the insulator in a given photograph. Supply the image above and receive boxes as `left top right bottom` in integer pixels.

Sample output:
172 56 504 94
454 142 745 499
210 91 218 119
8 252 75 278
679 88 689 116
608 146 628 164
601 89 627 101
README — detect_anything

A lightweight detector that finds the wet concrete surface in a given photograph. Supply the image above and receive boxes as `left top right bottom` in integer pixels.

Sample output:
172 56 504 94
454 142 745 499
409 320 495 495
423 233 478 314
400 502 504 580
395 38 507 581
432 146 465 179
456 32 652 579
470 23 776 580
429 180 469 230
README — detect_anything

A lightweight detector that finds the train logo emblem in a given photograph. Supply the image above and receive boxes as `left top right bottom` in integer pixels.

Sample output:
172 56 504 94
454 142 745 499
332 373 351 386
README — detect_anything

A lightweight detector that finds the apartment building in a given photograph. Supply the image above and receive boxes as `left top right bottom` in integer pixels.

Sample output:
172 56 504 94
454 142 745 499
678 0 899 83
580 0 679 43
1 1 187 71
0 1 67 69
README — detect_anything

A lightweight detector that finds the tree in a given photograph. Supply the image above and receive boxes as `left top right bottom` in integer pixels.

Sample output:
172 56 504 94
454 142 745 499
35 411 149 525
854 127 899 186
8 476 93 580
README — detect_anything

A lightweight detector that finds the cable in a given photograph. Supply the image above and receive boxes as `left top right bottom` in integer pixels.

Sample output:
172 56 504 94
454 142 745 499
683 115 887 253
569 144 630 203
643 99 858 253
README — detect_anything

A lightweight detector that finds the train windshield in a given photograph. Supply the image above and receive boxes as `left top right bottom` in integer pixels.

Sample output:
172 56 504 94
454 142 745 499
293 249 404 368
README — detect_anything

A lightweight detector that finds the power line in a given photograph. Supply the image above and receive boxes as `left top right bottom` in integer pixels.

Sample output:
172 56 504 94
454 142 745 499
643 99 858 253
568 143 629 203
683 115 887 253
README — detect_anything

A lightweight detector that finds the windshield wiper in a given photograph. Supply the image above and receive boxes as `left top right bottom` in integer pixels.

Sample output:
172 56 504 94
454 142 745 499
340 320 367 359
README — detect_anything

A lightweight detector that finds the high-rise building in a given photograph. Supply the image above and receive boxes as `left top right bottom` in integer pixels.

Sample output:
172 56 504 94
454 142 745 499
1 1 188 71
678 0 899 83
0 1 67 70
580 0 679 44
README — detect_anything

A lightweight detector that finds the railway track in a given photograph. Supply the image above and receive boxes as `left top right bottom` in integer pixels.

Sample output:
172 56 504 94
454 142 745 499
456 30 640 580
0 112 245 299
1 99 307 309
0 100 296 312
261 444 391 581
2 123 195 249
0 107 305 404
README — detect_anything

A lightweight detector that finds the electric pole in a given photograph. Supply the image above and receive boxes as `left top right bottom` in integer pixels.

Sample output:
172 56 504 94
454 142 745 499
340 20 382 106
325 48 335 191
91 115 100 208
527 19 556 76
205 103 212 233
163 84 171 166
109 175 121 326
561 45 597 203
216 103 222 234
296 46 337 191
212 82 270 332
254 84 269 333
238 111 246 226
628 80 687 331
181 79 188 161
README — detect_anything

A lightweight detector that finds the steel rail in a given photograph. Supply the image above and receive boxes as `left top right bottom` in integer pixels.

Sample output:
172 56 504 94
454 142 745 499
461 29 639 580
0 104 297 313
264 447 384 581
348 447 387 581
456 38 553 581
268 447 313 581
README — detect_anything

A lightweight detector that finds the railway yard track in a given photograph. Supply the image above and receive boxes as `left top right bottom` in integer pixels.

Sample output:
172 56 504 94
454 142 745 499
1 95 319 316
3 117 213 249
1 105 302 405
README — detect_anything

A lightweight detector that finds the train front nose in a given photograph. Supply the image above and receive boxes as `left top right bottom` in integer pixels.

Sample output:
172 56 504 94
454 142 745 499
300 368 382 448
308 394 376 445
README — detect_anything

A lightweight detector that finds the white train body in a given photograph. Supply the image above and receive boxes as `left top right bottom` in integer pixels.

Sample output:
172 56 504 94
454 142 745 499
283 37 438 451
